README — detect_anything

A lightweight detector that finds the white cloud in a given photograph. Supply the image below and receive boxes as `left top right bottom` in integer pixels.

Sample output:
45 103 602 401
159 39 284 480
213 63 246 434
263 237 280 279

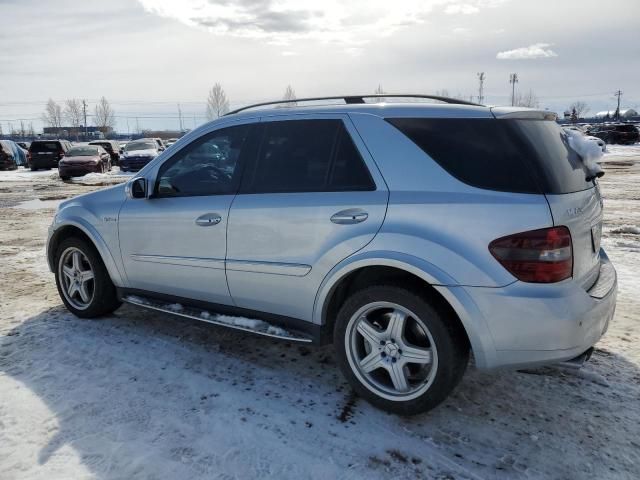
496 43 558 59
137 0 508 48
452 27 470 34
445 4 480 14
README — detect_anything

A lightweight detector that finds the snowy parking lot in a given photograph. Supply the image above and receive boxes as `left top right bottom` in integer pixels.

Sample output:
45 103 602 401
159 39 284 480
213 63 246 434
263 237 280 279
1 149 639 480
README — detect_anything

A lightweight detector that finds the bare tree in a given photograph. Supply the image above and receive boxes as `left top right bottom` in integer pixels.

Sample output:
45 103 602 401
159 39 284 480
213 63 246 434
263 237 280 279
435 89 450 98
42 98 63 134
569 101 590 119
94 96 116 135
19 121 26 139
281 85 297 106
514 89 540 108
28 122 35 137
205 83 230 120
64 99 83 140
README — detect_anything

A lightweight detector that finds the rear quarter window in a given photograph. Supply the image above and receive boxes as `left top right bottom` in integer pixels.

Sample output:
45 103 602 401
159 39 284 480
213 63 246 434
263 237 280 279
387 118 592 194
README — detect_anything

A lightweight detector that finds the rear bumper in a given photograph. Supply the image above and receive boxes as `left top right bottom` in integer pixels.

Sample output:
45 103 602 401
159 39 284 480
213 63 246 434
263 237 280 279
30 156 59 168
446 249 617 369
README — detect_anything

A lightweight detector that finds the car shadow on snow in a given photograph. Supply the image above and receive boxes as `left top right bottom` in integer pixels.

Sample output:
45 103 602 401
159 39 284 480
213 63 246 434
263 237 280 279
1 304 639 479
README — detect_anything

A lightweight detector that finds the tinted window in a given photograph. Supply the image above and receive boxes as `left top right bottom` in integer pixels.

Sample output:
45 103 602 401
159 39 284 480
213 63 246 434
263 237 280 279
387 118 592 194
155 125 250 198
30 141 61 152
244 119 374 193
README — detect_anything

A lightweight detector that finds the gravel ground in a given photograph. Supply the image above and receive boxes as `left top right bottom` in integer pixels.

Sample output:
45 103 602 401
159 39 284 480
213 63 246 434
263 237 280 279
0 154 639 480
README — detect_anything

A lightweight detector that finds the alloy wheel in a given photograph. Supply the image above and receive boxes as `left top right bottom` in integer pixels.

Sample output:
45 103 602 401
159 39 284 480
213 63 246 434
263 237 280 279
345 301 438 401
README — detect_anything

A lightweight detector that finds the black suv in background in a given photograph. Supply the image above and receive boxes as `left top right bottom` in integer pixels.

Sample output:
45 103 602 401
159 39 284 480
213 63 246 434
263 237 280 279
587 124 639 145
89 140 120 165
28 140 72 170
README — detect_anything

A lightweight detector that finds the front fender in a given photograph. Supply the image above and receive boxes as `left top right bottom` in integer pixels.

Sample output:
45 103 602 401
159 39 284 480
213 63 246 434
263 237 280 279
312 250 496 369
47 216 126 287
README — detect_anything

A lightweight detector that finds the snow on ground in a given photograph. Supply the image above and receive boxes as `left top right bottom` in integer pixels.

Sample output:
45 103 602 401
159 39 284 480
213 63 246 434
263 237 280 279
1 145 639 479
0 166 133 186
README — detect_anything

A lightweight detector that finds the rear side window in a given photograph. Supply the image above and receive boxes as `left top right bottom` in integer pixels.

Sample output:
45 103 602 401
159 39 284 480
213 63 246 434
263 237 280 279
243 119 374 193
387 118 591 194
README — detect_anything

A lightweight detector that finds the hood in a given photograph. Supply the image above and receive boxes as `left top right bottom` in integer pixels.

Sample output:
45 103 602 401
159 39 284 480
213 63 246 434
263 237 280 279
58 183 126 212
124 149 157 158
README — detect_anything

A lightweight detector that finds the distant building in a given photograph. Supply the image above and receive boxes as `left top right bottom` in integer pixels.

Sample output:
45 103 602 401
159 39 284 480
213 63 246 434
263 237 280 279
594 108 638 119
42 126 111 139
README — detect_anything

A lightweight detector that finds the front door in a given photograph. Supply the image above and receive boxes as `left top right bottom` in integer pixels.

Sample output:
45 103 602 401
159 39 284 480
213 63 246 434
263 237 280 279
118 124 252 304
226 115 388 321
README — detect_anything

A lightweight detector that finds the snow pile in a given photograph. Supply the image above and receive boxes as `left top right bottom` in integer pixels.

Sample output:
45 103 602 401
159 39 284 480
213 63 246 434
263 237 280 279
566 130 604 179
68 171 133 186
166 303 184 312
200 311 291 337
610 225 640 235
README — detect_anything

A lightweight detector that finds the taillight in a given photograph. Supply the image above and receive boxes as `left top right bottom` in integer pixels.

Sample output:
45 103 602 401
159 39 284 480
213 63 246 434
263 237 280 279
489 226 573 283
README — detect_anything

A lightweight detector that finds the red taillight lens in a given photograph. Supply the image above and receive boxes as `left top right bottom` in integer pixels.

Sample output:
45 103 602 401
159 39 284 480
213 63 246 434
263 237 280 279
489 226 573 283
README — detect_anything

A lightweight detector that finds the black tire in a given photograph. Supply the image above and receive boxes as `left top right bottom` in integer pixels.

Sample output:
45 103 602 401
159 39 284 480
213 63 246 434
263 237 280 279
54 236 121 318
334 285 469 415
60 176 70 181
30 166 37 171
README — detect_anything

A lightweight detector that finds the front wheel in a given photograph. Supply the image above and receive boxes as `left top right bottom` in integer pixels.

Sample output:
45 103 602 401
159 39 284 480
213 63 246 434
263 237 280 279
55 237 121 318
334 286 469 415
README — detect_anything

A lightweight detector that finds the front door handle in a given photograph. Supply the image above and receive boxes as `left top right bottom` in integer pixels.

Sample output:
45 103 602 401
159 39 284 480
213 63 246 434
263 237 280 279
195 213 222 226
330 208 369 225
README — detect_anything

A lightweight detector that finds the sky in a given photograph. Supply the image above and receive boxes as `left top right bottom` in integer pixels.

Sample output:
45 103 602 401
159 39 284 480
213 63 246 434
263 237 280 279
1 0 639 134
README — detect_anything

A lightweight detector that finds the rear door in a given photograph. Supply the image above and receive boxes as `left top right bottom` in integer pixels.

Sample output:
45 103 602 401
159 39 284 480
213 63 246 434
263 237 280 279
226 114 388 321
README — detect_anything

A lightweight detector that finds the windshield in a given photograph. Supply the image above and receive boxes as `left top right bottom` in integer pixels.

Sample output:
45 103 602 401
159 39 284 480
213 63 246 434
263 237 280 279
126 141 156 152
67 147 99 156
30 142 60 152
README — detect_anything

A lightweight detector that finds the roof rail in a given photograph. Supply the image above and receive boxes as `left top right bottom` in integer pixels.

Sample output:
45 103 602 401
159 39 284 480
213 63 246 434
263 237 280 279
225 94 481 116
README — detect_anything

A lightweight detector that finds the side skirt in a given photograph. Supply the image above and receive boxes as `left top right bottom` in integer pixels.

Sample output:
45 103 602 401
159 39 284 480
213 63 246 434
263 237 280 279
117 288 329 344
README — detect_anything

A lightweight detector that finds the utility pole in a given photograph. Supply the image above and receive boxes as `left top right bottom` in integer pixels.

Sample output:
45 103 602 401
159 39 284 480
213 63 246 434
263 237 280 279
82 99 88 140
477 72 485 104
177 103 183 132
509 73 518 106
614 89 623 120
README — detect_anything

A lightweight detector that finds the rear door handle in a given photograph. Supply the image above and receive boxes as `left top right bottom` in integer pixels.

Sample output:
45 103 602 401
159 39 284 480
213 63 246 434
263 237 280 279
195 213 222 226
330 208 369 224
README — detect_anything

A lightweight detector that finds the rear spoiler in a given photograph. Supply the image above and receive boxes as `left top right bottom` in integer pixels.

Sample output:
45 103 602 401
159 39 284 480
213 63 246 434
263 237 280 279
490 107 557 121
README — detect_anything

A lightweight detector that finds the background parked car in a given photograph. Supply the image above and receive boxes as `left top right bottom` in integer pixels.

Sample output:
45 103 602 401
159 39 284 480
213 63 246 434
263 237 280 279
89 140 120 166
587 123 640 145
58 145 111 180
119 139 162 172
0 140 18 170
16 141 30 150
28 140 72 170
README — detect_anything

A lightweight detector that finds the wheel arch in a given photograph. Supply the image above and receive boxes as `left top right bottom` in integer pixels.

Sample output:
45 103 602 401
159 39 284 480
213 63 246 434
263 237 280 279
314 251 496 368
47 219 125 287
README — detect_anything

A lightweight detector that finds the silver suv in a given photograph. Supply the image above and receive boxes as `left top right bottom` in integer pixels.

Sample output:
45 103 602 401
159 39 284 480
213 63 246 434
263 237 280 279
47 95 617 415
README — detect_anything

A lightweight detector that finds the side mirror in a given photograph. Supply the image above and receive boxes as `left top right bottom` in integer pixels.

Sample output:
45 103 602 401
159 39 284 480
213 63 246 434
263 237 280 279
131 178 147 199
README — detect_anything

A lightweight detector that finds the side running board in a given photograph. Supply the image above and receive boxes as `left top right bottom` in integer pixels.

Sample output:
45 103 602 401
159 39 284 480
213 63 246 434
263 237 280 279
122 295 313 343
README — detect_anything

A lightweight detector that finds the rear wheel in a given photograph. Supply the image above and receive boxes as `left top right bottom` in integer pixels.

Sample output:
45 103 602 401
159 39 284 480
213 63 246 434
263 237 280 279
55 237 121 318
334 285 468 415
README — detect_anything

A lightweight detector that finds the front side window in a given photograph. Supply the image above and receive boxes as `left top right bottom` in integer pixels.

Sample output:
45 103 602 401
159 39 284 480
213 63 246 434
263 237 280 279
243 119 374 193
155 125 250 197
